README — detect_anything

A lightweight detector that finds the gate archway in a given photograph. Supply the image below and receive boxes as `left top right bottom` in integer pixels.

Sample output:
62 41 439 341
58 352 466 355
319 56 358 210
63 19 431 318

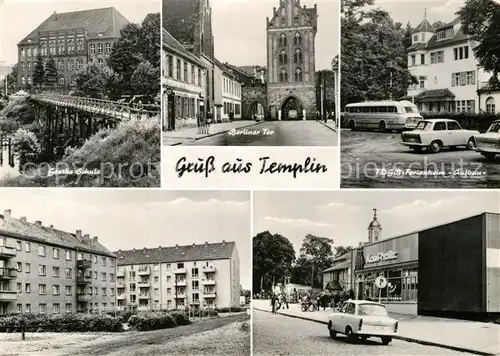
281 96 303 120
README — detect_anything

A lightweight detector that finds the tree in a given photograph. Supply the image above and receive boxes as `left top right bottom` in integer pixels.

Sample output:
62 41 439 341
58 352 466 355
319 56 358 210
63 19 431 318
292 234 334 288
130 61 161 97
0 64 18 95
341 0 416 107
33 54 45 90
401 22 413 50
74 63 120 99
253 231 296 294
139 13 161 67
43 54 58 89
458 0 500 85
334 245 353 258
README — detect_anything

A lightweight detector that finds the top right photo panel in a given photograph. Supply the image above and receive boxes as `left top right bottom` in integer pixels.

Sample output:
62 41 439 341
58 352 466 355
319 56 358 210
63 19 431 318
340 0 500 189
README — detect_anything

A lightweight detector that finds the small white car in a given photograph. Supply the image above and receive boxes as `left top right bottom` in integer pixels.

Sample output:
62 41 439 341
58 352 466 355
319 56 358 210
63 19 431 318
474 120 500 160
327 300 398 345
401 119 479 153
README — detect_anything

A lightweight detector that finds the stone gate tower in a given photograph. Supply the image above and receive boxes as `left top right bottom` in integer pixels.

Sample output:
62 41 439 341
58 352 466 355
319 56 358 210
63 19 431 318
266 0 318 120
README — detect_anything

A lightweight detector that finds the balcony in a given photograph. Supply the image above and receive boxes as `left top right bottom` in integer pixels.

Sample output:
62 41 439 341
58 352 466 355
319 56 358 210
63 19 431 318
137 280 150 287
76 275 92 285
137 266 150 275
117 270 125 277
173 268 187 274
174 293 186 299
117 294 126 300
0 268 17 279
76 259 92 269
174 279 187 287
203 292 217 299
117 281 126 288
77 294 92 302
0 291 17 301
0 246 17 258
202 279 216 286
138 293 150 299
202 265 216 273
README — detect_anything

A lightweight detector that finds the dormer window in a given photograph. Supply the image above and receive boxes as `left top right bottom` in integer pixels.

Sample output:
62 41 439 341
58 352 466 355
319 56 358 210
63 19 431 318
421 33 425 41
413 35 418 42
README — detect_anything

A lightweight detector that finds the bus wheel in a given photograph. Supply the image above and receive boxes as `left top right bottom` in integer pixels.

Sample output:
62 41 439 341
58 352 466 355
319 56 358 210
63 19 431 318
378 121 387 132
349 120 356 130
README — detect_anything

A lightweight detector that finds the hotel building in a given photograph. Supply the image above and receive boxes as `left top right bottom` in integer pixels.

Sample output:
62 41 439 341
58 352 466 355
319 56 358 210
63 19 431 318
17 7 129 92
114 241 240 310
0 209 117 315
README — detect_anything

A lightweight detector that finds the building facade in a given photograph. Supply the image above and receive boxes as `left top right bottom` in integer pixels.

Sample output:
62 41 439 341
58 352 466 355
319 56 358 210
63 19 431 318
163 29 208 131
0 209 117 315
17 7 129 93
322 250 355 293
115 241 240 310
266 0 318 120
214 60 242 121
405 17 499 114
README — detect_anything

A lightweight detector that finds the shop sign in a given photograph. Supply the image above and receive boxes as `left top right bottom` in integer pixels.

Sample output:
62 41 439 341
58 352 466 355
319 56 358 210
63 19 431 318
366 250 398 264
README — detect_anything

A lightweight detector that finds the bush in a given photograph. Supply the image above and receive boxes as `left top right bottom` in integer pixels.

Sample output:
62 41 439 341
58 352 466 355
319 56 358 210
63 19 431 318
0 313 123 333
169 312 190 326
216 306 244 313
11 128 42 166
420 112 500 133
128 312 182 331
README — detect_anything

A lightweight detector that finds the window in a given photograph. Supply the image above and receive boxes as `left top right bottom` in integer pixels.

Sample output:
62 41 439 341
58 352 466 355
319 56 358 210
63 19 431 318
41 43 47 56
25 283 31 293
58 76 65 85
76 39 83 52
167 55 173 77
65 303 71 313
27 62 32 71
89 44 95 54
420 54 425 65
454 45 469 60
176 59 181 80
101 272 106 281
411 55 415 66
433 122 447 131
413 34 418 41
16 241 22 251
184 61 188 82
486 97 496 114
447 121 461 130
53 266 60 277
102 287 107 296
98 58 104 66
294 33 301 46
27 75 32 85
39 265 46 276
294 68 303 82
65 250 71 260
39 284 46 295
97 43 103 53
280 69 288 83
192 280 199 290
110 273 115 282
21 62 25 71
467 100 475 113
38 245 46 257
94 255 97 264
25 263 30 273
16 262 22 272
77 59 83 70
49 40 56 55
67 40 74 54
279 33 287 47
466 71 476 85
294 49 302 64
25 242 30 253
101 257 106 266
17 283 21 292
279 50 288 65
68 60 74 71
16 304 22 313
26 304 31 313
105 43 111 53
39 304 47 314
65 268 72 278
21 76 26 85
451 73 460 87
65 285 72 295
345 303 355 314
198 68 202 86
20 48 25 58
33 47 37 56
53 285 60 295
58 41 65 55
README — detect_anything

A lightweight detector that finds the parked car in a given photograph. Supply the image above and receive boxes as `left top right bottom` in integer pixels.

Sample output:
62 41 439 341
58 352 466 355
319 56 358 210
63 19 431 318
327 300 398 345
401 119 479 153
474 120 500 160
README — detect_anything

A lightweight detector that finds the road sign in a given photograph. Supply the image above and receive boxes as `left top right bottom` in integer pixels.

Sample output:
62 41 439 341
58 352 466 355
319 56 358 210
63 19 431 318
374 276 388 289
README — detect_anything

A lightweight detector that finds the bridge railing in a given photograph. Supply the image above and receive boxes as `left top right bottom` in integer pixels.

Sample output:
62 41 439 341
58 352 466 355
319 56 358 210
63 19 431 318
30 94 160 120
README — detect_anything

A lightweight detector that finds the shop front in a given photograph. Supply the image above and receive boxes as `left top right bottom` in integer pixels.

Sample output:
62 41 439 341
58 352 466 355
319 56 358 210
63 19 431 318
355 232 419 315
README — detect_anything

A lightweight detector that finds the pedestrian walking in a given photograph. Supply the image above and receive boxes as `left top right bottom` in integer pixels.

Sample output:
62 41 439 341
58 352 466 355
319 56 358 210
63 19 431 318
196 113 202 134
281 292 289 309
206 111 213 134
316 110 320 121
271 293 277 314
229 110 234 121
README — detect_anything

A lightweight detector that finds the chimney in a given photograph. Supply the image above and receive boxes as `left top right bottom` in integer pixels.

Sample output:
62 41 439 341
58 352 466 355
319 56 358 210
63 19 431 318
118 249 122 252
93 236 98 242
133 248 136 252
20 217 27 223
143 247 147 252
273 6 276 14
205 241 208 246
158 246 162 249
35 220 42 226
222 240 226 245
175 244 179 249
192 243 196 247
3 209 11 221
83 234 89 240
76 230 82 239
49 225 53 228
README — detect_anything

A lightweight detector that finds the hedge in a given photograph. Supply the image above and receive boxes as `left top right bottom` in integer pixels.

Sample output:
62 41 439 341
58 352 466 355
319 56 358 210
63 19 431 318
0 313 123 333
216 306 244 313
127 311 190 331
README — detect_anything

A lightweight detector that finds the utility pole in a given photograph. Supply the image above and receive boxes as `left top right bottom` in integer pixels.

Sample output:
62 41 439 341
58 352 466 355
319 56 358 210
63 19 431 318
389 71 393 100
320 72 324 120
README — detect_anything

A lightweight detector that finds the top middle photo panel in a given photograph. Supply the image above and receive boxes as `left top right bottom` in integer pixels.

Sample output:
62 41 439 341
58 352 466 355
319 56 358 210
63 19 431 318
162 0 339 147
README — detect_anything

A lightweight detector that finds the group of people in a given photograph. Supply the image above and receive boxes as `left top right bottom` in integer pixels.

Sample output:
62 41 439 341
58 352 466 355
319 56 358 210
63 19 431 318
270 292 289 314
197 111 213 135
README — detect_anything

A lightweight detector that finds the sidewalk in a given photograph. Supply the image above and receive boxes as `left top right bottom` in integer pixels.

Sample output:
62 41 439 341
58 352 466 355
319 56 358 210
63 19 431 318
162 120 259 145
252 299 500 355
317 120 338 132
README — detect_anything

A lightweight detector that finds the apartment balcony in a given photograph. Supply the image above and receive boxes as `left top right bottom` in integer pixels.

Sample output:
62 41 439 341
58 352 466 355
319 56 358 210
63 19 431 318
137 280 150 287
174 279 187 287
202 279 216 286
0 268 17 279
173 268 187 274
0 291 17 301
137 266 150 275
174 293 186 299
138 293 150 299
0 246 17 258
202 265 216 273
117 270 125 277
116 281 126 288
202 292 217 299
76 275 92 285
77 294 92 302
76 259 92 269
117 294 126 300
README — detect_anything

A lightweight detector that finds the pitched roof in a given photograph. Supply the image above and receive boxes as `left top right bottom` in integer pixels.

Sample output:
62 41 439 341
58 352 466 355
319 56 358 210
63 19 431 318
0 211 115 257
412 19 435 34
115 241 235 265
407 17 468 52
18 7 130 45
322 260 351 273
163 28 204 67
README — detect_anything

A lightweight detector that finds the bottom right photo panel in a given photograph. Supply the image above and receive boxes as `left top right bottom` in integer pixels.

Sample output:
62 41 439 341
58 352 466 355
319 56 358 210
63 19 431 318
252 190 500 356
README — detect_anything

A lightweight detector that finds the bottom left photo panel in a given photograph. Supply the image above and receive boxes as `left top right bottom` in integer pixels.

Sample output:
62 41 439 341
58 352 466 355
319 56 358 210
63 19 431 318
0 189 251 356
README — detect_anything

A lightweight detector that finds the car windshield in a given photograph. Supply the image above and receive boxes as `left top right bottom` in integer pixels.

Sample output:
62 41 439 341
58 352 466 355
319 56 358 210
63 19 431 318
357 304 389 317
487 122 500 133
415 121 432 131
404 106 418 113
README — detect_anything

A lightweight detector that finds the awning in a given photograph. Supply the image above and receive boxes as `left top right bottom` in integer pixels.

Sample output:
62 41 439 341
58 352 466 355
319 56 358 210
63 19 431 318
325 281 343 291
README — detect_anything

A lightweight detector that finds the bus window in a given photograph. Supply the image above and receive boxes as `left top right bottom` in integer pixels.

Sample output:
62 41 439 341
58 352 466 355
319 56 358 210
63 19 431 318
369 107 377 113
379 106 388 113
388 106 396 113
404 106 417 113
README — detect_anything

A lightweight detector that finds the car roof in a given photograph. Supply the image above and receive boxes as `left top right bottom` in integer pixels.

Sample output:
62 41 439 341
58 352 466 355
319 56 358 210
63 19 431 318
422 118 457 122
344 299 385 306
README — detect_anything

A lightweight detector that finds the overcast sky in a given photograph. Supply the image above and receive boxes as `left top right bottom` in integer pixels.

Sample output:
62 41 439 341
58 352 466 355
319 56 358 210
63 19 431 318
211 0 338 70
254 191 499 255
0 190 251 289
0 0 160 65
367 0 465 27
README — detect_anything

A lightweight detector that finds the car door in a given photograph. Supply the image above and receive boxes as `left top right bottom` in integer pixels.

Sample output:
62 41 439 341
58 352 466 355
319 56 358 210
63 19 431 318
335 302 349 332
446 121 465 146
344 302 357 331
432 121 448 146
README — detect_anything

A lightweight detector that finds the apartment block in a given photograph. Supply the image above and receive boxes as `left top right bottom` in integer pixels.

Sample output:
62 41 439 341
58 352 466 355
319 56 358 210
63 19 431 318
0 209 116 315
115 241 240 310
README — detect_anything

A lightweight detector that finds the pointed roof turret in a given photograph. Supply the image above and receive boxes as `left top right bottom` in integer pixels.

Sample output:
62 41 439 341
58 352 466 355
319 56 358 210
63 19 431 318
412 18 436 34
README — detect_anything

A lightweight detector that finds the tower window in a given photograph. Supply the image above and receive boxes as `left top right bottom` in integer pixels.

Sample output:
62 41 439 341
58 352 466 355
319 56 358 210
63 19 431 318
279 50 288 65
279 34 287 47
294 49 302 64
294 68 303 82
294 33 301 46
280 69 288 83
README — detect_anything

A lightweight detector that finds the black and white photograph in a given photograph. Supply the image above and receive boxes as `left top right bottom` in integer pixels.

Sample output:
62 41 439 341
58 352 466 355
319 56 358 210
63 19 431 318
0 0 161 187
340 0 500 188
0 189 251 356
252 190 500 356
162 0 339 146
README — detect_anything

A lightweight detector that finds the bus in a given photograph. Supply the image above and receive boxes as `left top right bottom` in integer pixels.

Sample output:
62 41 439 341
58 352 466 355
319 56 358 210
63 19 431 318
344 100 422 132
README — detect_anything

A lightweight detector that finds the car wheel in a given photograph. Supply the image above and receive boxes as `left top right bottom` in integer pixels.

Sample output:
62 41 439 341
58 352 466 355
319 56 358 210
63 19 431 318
345 326 357 343
466 137 476 150
308 304 315 312
379 121 387 132
328 322 337 339
349 120 356 130
301 304 307 312
381 336 392 345
481 152 496 161
429 140 442 153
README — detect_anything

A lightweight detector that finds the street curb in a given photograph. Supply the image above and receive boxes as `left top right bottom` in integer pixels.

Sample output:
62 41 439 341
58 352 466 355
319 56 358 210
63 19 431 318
162 122 261 143
253 308 495 356
316 120 338 133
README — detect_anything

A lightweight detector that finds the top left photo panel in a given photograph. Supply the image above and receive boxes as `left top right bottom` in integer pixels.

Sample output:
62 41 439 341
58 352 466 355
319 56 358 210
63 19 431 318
0 0 161 187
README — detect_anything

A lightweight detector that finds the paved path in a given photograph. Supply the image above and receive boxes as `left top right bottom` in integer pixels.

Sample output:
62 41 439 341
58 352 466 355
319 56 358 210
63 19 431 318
253 299 500 355
253 309 477 356
178 121 338 146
